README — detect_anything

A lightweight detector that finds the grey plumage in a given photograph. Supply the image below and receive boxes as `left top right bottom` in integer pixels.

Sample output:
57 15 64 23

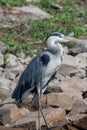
12 32 70 104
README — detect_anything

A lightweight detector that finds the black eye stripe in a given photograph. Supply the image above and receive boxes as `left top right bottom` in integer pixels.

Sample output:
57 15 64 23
45 32 63 41
50 32 62 37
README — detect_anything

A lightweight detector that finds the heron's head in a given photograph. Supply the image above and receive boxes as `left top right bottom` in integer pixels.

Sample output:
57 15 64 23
45 32 71 45
45 32 71 54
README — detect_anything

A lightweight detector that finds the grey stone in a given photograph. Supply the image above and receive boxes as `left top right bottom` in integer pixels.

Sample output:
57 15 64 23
7 54 24 77
15 108 66 129
58 64 86 78
7 54 18 67
53 76 87 102
63 54 78 68
51 3 63 10
68 100 87 117
63 53 87 69
67 100 87 130
9 64 24 76
0 67 4 76
64 46 69 54
0 41 8 53
11 5 52 20
69 40 87 55
0 52 4 66
0 67 16 80
4 69 16 80
0 77 12 101
47 93 73 110
17 51 26 59
18 56 31 66
75 53 87 68
0 97 14 105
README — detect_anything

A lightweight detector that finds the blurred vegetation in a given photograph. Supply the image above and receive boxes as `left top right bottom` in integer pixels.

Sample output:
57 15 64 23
0 0 28 6
0 0 87 56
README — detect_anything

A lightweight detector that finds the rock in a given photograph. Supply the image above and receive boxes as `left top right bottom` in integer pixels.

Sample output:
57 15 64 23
62 53 87 78
58 64 86 78
64 46 69 54
49 76 87 102
21 92 72 111
0 67 4 77
46 84 63 93
17 51 26 59
20 95 47 110
0 52 4 66
82 91 87 99
68 100 87 117
51 3 63 10
0 104 21 125
75 52 87 68
18 56 31 66
66 124 79 130
0 104 29 126
69 39 87 55
0 78 12 101
0 97 15 105
10 5 51 20
15 108 66 130
0 68 16 80
74 69 86 78
67 100 87 130
19 107 30 117
4 70 16 80
47 93 72 110
63 53 87 69
0 126 27 130
7 54 18 67
63 54 78 68
0 41 8 53
69 32 75 37
10 64 24 76
72 115 87 130
55 73 66 81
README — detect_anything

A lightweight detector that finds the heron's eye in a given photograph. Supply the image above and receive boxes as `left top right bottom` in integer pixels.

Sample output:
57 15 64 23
55 41 58 44
58 35 63 38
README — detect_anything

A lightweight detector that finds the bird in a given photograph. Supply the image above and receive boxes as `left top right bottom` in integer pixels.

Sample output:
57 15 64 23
11 32 71 130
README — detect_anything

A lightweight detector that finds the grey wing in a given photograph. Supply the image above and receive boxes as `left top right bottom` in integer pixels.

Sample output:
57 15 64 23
11 52 50 102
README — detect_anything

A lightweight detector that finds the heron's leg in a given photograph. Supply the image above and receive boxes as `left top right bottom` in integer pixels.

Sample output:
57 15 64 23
38 97 41 130
31 94 41 130
31 94 38 105
39 100 49 130
37 85 42 130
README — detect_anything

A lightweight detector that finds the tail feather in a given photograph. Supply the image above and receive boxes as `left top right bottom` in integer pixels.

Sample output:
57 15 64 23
11 85 22 102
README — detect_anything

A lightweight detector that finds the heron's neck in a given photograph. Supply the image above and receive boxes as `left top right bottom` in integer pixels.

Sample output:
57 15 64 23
46 42 61 55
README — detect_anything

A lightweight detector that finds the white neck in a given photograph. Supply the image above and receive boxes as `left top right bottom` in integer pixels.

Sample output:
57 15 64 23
45 36 64 55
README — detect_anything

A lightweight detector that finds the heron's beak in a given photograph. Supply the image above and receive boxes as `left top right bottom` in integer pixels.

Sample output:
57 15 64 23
63 36 80 43
62 36 74 42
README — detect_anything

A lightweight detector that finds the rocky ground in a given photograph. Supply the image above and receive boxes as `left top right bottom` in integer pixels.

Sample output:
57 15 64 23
0 36 87 130
0 1 87 130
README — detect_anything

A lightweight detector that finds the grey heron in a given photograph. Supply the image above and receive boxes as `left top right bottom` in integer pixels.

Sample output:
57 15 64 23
12 32 71 130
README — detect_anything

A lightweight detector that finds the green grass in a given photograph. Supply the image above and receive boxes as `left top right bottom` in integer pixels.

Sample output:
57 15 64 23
29 0 87 40
0 0 87 55
1 34 34 56
0 0 28 6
